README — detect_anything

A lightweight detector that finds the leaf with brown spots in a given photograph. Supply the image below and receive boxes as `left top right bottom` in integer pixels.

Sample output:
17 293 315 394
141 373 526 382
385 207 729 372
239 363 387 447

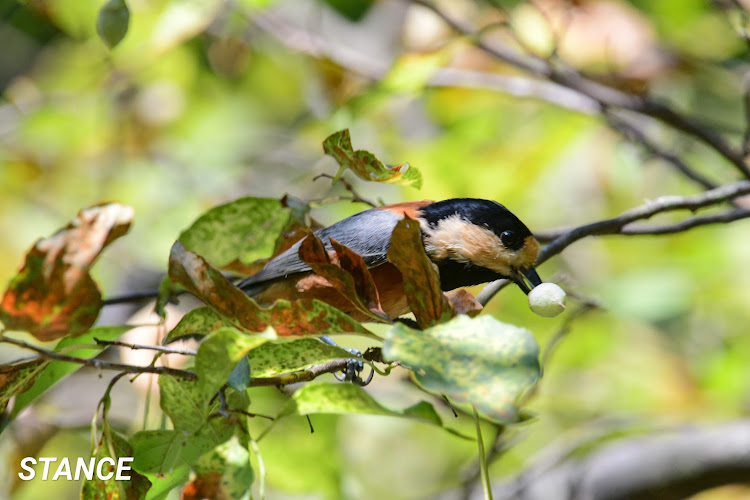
0 203 133 341
168 242 376 338
386 217 453 328
298 235 389 323
180 437 253 500
323 129 422 188
0 360 46 413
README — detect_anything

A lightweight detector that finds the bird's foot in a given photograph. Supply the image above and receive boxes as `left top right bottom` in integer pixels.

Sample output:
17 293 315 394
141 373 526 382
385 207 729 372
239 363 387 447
320 336 374 386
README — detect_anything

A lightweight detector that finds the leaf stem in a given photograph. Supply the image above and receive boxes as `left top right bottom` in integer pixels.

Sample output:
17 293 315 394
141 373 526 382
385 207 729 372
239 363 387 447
473 407 494 500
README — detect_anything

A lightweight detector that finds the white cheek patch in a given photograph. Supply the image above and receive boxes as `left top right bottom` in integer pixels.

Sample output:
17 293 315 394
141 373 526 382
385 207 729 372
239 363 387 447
421 215 516 275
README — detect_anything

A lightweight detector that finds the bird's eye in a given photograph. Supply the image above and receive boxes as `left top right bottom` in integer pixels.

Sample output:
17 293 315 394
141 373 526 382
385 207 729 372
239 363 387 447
500 230 521 249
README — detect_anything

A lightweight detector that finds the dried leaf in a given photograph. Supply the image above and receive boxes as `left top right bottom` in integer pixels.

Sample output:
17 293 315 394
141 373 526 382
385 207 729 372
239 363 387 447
0 203 133 341
298 235 389 323
168 242 375 338
386 217 453 328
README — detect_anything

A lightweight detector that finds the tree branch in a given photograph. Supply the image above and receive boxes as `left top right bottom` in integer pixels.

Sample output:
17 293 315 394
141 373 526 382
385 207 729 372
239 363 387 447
489 420 750 500
537 179 750 263
0 335 358 387
0 335 197 380
409 0 750 178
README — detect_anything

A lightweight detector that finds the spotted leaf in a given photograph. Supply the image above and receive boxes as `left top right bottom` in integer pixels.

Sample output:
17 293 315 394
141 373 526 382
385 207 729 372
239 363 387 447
383 315 541 424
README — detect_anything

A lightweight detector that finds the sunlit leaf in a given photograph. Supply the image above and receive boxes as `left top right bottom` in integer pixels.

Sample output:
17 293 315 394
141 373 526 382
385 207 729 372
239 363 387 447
178 197 290 269
195 326 276 398
181 436 253 500
277 382 470 439
248 338 357 377
168 242 375 338
164 307 233 343
96 0 130 49
0 203 133 341
322 129 422 188
387 217 453 328
383 315 541 423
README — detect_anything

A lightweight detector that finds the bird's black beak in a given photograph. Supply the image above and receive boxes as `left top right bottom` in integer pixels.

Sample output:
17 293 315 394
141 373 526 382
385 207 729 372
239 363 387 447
511 267 543 295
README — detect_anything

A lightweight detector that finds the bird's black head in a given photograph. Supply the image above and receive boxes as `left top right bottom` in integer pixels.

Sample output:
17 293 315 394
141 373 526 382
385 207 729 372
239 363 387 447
418 198 542 293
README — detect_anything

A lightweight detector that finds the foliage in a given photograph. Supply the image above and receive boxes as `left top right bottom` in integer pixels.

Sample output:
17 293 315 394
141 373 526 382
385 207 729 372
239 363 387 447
3 1 750 499
0 131 541 499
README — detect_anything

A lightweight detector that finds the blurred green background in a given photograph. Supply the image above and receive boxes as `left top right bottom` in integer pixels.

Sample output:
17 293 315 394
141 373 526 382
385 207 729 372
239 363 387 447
2 0 750 498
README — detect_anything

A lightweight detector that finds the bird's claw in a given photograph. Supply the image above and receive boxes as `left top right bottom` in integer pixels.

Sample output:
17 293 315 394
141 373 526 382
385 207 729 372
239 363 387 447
322 336 374 386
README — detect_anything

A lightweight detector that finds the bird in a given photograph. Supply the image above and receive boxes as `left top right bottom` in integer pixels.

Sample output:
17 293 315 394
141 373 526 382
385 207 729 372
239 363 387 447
238 198 542 321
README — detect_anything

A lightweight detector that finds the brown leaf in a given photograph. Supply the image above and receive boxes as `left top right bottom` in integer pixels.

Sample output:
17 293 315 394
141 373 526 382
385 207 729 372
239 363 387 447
180 471 223 500
386 216 454 329
297 235 389 323
0 203 133 341
445 289 483 317
168 242 374 338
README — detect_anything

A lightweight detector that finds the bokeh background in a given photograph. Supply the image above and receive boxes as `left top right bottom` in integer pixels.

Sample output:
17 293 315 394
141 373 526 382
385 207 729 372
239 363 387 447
2 0 750 499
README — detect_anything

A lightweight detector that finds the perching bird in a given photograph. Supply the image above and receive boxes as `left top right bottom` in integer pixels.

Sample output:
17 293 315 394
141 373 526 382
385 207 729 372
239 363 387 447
238 198 542 321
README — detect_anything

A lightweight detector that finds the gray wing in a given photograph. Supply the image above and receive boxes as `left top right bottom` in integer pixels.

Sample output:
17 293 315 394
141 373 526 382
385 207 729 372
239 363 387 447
238 207 403 289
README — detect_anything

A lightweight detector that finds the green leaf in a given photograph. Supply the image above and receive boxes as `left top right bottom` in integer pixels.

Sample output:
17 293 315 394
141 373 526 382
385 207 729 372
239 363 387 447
183 436 253 500
325 0 373 21
322 129 422 188
131 420 234 474
164 306 234 343
227 355 250 392
96 0 130 49
168 242 376 338
178 197 290 269
276 382 470 438
11 326 132 418
81 431 151 500
248 338 356 377
0 360 46 415
195 327 276 398
144 465 189 500
159 375 208 432
0 203 133 341
383 315 541 423
387 217 453 328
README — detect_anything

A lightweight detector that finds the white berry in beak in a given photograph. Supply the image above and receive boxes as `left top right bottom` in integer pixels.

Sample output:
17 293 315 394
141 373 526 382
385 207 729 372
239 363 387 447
528 283 567 317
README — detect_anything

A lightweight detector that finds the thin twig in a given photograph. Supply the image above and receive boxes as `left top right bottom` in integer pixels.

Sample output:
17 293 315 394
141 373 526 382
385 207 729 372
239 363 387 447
0 335 197 380
605 113 720 191
312 173 380 208
94 338 197 356
538 179 750 263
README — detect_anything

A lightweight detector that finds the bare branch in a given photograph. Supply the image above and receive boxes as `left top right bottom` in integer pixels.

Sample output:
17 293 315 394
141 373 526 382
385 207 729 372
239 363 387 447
94 338 197 356
409 0 750 178
605 113 720 191
0 335 197 380
620 207 750 235
538 179 750 263
0 335 359 388
490 420 750 500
